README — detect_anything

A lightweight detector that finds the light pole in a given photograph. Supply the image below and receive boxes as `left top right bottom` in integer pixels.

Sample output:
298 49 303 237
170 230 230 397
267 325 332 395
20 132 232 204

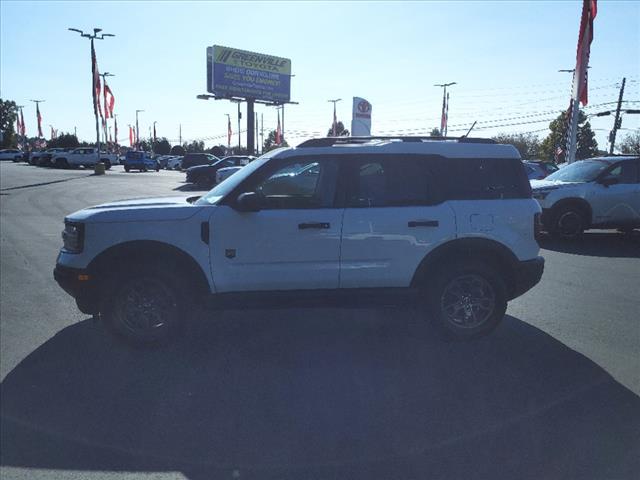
434 82 456 136
68 27 115 156
135 109 144 149
328 99 342 136
224 114 231 150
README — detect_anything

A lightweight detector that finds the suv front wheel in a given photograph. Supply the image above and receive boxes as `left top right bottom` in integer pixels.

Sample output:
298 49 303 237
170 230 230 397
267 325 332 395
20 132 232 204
426 261 507 339
102 266 191 345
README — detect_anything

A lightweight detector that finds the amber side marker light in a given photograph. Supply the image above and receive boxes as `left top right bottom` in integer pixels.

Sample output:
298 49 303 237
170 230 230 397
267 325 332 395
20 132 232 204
78 275 90 281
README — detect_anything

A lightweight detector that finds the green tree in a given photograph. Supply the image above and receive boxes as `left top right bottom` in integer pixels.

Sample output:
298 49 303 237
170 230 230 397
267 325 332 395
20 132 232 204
327 121 349 137
208 145 226 157
492 132 541 160
619 130 640 155
152 137 171 155
0 98 18 148
540 110 598 162
183 140 205 153
429 128 441 137
170 145 186 156
47 133 79 149
263 130 290 151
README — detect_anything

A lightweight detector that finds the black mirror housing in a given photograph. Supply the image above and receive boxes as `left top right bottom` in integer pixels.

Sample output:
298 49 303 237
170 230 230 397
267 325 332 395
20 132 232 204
235 192 262 212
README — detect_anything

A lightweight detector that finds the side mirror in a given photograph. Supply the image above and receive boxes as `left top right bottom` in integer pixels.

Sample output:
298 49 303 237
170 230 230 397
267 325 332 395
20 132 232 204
235 192 262 212
599 176 619 187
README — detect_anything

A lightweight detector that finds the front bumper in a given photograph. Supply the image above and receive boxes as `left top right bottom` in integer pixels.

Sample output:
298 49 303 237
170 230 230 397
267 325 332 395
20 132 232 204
54 264 99 314
510 256 545 299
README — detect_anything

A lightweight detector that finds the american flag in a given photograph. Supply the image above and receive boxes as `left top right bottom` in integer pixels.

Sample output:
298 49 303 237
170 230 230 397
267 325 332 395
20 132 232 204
276 111 282 145
91 40 103 119
36 103 43 137
227 116 232 148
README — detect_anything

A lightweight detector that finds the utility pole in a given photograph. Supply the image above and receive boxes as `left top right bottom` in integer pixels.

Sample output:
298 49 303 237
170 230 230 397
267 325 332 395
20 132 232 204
434 82 456 136
74 126 77 138
255 112 258 154
68 27 115 158
179 124 182 145
135 109 144 149
328 99 342 136
260 113 264 155
609 77 626 155
237 101 242 151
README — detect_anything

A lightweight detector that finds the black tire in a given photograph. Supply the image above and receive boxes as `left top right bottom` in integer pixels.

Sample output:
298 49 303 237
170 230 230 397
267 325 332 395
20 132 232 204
124 166 130 172
425 260 507 339
101 159 112 170
55 158 69 169
550 204 586 239
155 165 160 172
142 166 148 172
102 265 191 346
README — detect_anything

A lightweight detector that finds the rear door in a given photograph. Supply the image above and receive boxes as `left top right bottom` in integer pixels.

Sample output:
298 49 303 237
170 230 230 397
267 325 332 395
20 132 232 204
340 155 456 288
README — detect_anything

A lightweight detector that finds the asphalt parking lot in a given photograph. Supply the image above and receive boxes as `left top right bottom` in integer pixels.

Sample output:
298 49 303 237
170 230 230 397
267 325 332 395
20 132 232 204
1 161 639 480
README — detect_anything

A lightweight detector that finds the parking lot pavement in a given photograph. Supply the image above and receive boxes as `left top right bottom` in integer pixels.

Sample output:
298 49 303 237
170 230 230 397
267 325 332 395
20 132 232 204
1 162 639 480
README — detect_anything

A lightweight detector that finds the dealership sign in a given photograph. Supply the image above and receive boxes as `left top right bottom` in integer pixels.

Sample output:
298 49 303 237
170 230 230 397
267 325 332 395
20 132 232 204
351 97 372 136
207 45 291 103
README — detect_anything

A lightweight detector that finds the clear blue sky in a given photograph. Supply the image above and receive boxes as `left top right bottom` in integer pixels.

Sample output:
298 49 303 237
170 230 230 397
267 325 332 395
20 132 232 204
1 0 638 151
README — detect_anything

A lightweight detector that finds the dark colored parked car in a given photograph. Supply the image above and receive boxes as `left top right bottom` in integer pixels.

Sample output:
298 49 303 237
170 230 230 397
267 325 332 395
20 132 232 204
181 153 220 170
185 156 253 187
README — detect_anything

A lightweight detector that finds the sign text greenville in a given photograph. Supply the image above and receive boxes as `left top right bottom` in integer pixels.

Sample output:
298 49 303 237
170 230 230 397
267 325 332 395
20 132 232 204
207 45 291 103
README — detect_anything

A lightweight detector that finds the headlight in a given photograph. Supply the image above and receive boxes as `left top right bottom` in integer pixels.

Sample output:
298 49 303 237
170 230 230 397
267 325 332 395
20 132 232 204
532 190 554 200
62 222 85 253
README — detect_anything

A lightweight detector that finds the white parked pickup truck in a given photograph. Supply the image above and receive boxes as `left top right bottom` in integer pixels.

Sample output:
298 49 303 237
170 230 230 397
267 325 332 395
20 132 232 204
51 147 118 169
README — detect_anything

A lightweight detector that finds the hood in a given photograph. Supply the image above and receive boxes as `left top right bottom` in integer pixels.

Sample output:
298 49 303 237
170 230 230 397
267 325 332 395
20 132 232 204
66 195 205 224
186 164 216 173
530 179 583 190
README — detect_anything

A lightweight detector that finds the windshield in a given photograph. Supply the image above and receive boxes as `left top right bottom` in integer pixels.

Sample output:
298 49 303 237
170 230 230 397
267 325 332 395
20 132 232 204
545 160 610 183
195 153 275 205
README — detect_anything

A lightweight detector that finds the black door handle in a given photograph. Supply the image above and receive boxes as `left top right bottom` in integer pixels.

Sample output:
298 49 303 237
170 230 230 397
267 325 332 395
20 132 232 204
408 220 439 227
298 222 330 230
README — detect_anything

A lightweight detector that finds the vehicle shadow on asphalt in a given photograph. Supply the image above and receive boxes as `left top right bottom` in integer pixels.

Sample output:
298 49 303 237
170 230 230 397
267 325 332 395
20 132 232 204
1 311 639 480
539 230 640 258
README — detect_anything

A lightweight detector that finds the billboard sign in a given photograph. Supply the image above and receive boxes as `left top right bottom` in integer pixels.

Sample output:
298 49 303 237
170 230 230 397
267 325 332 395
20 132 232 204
351 97 372 136
207 45 291 103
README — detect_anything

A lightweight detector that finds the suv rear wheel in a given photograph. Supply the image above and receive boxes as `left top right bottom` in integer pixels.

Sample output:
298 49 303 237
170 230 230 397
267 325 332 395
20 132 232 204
426 261 507 339
102 266 191 345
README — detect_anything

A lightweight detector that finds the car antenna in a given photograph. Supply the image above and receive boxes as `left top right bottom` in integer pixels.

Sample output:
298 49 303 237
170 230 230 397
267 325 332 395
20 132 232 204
461 121 477 139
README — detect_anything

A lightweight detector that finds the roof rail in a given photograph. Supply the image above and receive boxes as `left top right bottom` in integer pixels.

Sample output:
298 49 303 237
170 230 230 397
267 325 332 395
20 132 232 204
296 136 496 148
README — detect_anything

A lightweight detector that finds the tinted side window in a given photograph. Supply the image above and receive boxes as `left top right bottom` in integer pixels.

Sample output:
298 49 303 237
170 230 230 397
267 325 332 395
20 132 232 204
346 156 435 207
435 158 531 200
606 161 638 184
252 158 339 209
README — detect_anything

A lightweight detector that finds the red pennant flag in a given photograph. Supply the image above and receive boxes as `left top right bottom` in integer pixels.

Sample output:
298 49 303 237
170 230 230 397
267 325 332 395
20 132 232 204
91 41 103 119
572 0 597 106
104 82 115 119
129 126 134 147
36 103 43 137
227 116 232 147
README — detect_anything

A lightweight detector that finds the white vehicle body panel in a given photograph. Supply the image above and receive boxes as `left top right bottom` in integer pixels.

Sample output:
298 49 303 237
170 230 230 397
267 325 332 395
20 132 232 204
209 205 343 292
340 204 456 288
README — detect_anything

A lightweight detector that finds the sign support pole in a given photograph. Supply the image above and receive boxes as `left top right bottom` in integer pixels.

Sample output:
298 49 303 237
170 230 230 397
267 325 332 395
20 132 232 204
247 99 255 155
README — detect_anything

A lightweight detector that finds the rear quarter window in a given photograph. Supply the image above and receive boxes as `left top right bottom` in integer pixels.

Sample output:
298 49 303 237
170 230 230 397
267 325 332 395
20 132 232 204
435 158 531 200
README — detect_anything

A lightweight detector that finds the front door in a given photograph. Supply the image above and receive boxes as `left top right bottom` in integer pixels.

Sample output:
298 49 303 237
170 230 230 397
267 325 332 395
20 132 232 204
589 160 640 225
210 156 343 292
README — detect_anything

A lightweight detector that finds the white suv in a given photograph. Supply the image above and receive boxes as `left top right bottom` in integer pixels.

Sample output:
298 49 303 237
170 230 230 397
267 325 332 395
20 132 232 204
531 156 640 238
54 137 544 344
